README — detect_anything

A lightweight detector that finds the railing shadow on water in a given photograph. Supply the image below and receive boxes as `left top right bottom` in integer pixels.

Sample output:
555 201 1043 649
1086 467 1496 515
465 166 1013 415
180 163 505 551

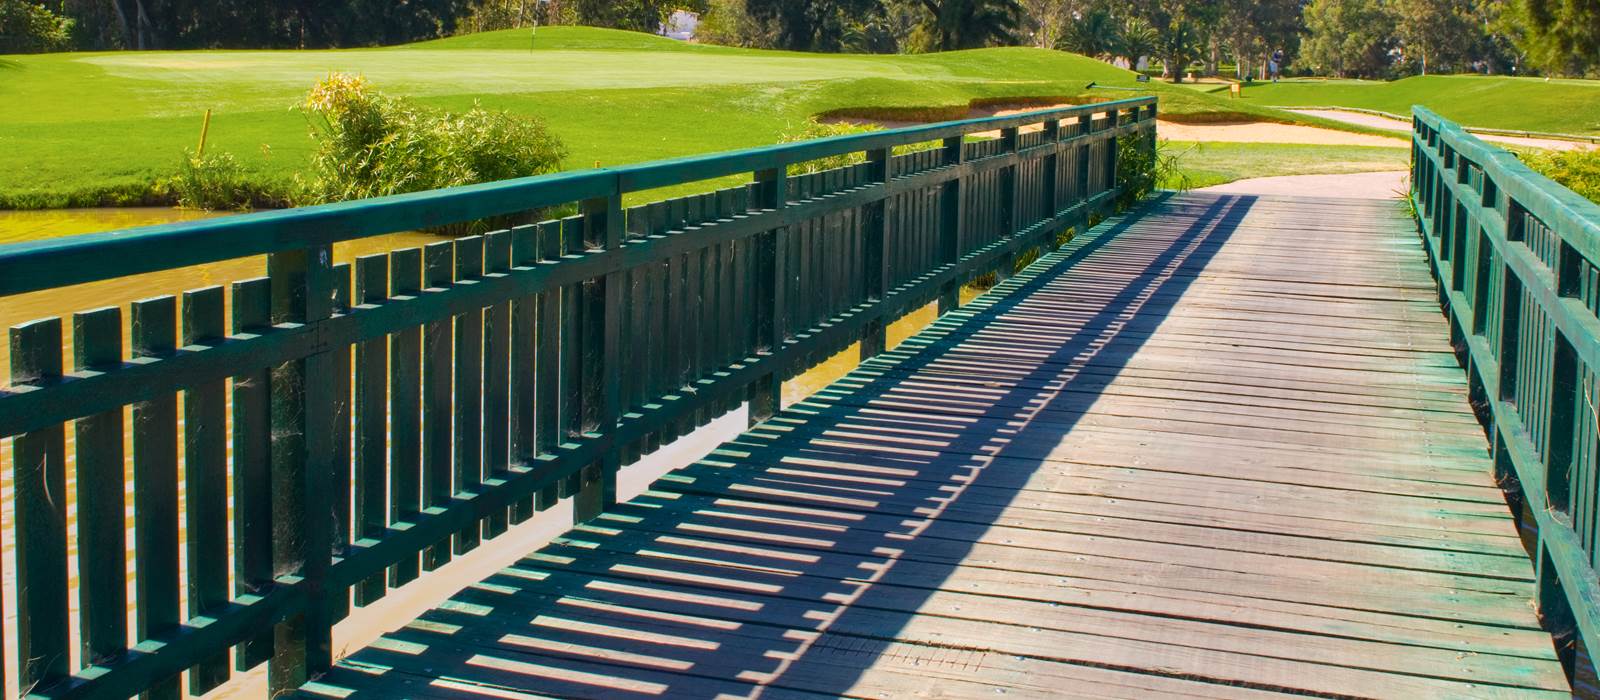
309 193 1253 698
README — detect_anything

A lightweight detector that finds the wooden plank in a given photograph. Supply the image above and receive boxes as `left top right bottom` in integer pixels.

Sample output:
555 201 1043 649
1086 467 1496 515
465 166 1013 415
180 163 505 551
230 276 274 670
484 230 513 536
71 307 126 667
10 317 69 690
353 254 389 606
131 296 181 700
509 225 538 522
388 248 423 586
182 285 231 693
422 241 454 571
453 235 485 555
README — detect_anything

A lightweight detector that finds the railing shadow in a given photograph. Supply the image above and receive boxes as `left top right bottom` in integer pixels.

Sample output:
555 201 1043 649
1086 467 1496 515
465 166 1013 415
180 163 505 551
306 193 1255 698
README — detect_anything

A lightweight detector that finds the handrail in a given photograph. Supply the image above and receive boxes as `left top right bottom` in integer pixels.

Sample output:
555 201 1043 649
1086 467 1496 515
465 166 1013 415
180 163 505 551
0 95 1156 698
1411 105 1600 672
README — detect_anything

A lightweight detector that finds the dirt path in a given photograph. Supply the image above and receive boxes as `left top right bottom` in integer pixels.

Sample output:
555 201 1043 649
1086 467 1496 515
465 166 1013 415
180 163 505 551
1198 170 1409 199
1288 108 1596 152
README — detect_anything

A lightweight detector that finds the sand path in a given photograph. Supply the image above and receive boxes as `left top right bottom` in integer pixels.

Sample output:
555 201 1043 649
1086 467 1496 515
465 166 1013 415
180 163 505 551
1198 170 1409 200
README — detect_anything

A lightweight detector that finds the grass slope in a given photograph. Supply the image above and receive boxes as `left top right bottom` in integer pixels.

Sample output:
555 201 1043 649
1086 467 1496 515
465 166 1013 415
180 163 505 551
1233 75 1600 135
1163 142 1409 190
0 26 1363 209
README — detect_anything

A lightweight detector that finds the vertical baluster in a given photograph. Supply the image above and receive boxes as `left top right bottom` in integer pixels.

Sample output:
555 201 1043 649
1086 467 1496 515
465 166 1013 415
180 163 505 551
862 146 892 361
130 296 182 700
575 189 623 522
389 248 423 585
509 225 539 522
72 308 127 669
329 264 352 623
266 245 335 694
10 317 69 692
354 254 389 606
483 230 512 537
560 217 585 498
421 242 454 570
182 286 231 693
231 277 273 670
453 236 484 554
535 220 562 509
749 165 789 425
939 135 965 313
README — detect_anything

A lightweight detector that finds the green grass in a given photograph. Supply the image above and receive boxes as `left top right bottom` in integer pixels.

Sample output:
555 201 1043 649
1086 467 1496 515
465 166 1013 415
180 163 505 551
1163 141 1410 190
1228 75 1600 136
0 26 1368 209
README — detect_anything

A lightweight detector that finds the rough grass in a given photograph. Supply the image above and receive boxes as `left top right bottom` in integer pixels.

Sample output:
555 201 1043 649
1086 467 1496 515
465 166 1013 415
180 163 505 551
0 26 1366 209
1228 75 1600 136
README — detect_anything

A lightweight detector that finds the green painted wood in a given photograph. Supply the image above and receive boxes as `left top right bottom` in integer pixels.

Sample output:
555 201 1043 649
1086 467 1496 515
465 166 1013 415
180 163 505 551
1413 105 1600 674
453 235 485 555
353 254 389 607
0 99 1157 700
534 220 562 511
265 246 335 695
421 241 454 571
509 225 538 523
10 317 69 692
229 276 274 671
328 264 353 624
182 285 232 693
70 307 126 668
387 248 423 586
131 296 181 700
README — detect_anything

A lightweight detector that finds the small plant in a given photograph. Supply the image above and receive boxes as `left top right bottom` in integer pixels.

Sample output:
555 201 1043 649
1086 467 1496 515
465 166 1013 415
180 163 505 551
171 150 251 211
299 73 567 231
781 118 880 176
1117 133 1192 209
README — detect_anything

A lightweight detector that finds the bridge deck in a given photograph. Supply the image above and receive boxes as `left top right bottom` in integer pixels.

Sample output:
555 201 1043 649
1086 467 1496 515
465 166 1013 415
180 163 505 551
304 192 1570 698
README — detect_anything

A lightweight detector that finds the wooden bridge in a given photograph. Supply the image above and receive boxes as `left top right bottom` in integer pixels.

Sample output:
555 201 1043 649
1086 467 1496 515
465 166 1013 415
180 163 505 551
1 98 1597 699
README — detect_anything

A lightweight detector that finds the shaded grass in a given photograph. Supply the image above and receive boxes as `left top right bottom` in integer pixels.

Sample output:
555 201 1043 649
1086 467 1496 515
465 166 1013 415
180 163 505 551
1 27 1380 209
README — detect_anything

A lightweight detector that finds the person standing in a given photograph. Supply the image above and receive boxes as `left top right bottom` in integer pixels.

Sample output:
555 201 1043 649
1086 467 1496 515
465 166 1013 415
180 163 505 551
1270 49 1285 82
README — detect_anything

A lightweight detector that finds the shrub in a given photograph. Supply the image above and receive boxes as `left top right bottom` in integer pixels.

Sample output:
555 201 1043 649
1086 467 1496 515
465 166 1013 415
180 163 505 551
171 150 289 211
1522 149 1600 205
300 73 567 210
0 0 72 54
780 118 879 175
1117 133 1189 209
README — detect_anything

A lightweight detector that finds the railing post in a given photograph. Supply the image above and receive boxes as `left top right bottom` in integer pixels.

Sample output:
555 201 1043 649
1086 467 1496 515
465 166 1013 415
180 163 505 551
575 187 624 522
10 317 69 692
997 126 1021 283
266 245 335 695
938 135 965 314
862 147 892 360
749 165 788 425
1041 119 1062 250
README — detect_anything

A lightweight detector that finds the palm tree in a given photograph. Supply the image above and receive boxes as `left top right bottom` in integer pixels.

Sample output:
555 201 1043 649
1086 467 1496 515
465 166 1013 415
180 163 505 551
915 0 1025 50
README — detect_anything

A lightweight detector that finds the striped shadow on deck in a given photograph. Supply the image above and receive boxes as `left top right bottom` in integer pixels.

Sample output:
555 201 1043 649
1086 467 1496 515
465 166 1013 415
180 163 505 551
303 192 1570 699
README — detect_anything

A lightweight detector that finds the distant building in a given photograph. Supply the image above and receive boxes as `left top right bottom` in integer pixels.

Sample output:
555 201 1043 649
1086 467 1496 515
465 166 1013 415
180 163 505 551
662 10 698 40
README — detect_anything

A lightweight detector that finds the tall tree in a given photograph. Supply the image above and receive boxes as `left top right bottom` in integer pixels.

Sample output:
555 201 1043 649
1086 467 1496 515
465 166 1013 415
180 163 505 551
1506 0 1600 74
1302 0 1399 77
911 0 1024 51
1394 0 1480 73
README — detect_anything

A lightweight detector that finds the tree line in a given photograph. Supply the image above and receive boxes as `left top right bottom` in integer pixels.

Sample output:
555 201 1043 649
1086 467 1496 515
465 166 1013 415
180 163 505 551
2 0 1596 78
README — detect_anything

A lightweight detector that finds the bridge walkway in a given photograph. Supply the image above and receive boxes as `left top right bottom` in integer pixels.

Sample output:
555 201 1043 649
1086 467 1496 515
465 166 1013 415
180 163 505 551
303 192 1570 698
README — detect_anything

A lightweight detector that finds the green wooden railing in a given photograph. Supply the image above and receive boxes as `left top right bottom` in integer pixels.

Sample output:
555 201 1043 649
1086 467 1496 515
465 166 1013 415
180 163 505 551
0 96 1156 698
1413 106 1600 671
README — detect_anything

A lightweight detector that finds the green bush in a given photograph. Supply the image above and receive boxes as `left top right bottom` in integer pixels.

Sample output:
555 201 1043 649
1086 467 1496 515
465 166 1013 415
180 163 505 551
0 0 72 54
1523 149 1600 205
171 150 287 211
300 73 567 208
